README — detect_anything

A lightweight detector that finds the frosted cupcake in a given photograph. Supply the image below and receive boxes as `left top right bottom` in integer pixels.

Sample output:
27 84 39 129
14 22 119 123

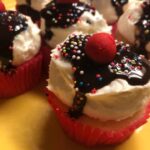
16 0 51 22
117 0 150 58
0 11 42 98
80 0 137 24
41 0 111 48
40 0 111 72
46 32 150 146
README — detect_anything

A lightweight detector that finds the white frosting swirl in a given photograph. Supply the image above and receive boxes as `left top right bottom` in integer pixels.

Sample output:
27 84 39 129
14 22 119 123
117 0 150 54
41 10 111 48
16 0 51 11
47 33 150 121
12 15 41 66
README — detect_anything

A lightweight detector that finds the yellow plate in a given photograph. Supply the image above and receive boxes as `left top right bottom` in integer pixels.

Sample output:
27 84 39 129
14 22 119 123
1 0 150 150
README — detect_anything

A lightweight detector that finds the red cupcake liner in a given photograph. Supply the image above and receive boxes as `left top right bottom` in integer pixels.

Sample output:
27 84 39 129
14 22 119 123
41 41 52 76
0 52 43 98
47 90 150 146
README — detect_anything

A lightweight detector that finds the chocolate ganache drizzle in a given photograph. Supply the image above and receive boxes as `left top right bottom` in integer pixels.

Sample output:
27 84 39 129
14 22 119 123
41 0 95 40
17 0 40 22
111 0 128 16
0 11 28 73
59 34 150 118
135 0 150 57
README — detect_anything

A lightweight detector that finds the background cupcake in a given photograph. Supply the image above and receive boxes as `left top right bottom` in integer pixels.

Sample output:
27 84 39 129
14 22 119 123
80 0 138 24
41 0 111 48
46 32 150 146
0 10 42 98
117 0 150 58
40 0 111 72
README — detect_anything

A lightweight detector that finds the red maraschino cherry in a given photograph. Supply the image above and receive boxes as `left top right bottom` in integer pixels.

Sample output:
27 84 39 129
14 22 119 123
0 1 6 12
56 0 79 3
85 33 117 64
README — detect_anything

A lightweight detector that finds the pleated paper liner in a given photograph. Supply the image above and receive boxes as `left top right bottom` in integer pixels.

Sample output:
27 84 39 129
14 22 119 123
47 90 150 146
0 51 43 98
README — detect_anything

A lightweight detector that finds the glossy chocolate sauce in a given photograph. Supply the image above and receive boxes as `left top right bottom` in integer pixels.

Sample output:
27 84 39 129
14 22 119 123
111 0 128 16
16 0 40 22
135 1 150 57
41 0 95 40
0 11 28 73
60 34 150 118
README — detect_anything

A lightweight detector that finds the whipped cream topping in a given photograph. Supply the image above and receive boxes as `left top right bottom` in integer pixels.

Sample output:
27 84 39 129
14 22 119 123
117 0 150 57
13 16 41 66
0 11 41 72
41 1 111 48
47 33 150 121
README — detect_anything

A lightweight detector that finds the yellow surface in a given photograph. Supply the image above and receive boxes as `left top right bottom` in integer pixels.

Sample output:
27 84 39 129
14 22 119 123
1 0 150 150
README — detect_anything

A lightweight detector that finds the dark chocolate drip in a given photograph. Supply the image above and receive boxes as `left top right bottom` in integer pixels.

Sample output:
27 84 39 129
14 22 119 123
16 5 40 22
135 1 150 57
60 34 150 118
111 0 128 16
69 92 87 118
0 11 28 73
26 0 31 5
41 0 95 40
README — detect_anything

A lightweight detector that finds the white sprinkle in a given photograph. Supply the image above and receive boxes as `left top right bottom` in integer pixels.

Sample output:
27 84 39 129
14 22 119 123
77 50 81 54
72 55 76 59
77 56 80 60
80 70 84 75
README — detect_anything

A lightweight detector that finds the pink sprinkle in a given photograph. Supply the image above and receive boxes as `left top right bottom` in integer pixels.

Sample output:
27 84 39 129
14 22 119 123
72 67 77 72
96 74 101 78
57 47 61 51
111 62 115 66
65 53 68 57
73 49 77 53
58 16 62 20
54 55 59 59
131 66 135 69
137 66 142 70
91 88 97 94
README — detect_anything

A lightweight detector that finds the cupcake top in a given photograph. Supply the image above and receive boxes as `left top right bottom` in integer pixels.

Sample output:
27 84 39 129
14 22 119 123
117 0 150 57
80 0 136 24
48 32 150 121
41 0 111 48
0 11 41 73
16 0 51 21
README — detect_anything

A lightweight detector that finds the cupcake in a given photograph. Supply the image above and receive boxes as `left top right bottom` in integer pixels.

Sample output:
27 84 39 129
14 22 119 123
117 0 150 58
16 0 51 23
41 0 111 48
46 32 150 146
80 0 136 24
40 0 111 72
0 11 42 98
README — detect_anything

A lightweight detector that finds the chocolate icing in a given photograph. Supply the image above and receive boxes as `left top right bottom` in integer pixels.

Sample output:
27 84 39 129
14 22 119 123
41 0 95 40
0 11 28 73
111 0 128 17
16 0 40 22
135 1 150 57
26 0 31 5
59 34 150 118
